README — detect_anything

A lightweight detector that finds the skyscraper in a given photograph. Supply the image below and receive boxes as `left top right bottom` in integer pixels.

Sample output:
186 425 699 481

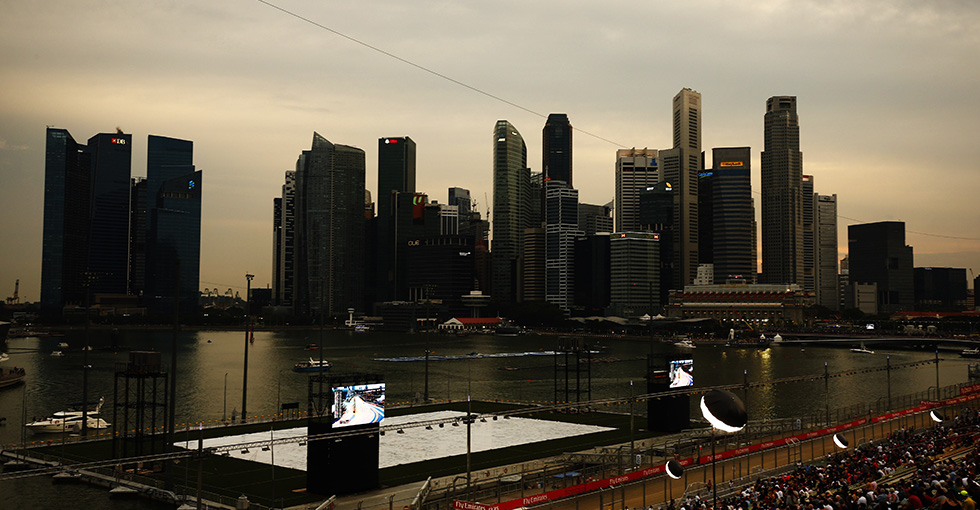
660 88 701 286
491 120 530 303
761 96 804 285
615 148 659 232
376 137 416 303
703 147 755 284
146 134 199 316
847 221 913 312
543 114 572 187
544 180 580 311
802 174 815 294
41 128 92 313
273 170 296 307
294 132 366 316
815 194 839 310
86 133 133 296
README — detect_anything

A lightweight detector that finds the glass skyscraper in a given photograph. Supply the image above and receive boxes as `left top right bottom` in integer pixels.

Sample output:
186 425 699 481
491 120 530 304
761 96 804 285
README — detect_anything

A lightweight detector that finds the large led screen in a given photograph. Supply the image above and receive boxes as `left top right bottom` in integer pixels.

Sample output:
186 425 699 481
332 383 386 428
668 359 693 388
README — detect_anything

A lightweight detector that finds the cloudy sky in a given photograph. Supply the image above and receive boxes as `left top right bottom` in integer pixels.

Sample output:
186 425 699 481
2 0 979 301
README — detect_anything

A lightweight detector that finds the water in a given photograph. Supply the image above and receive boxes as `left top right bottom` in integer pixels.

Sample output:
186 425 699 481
0 329 970 509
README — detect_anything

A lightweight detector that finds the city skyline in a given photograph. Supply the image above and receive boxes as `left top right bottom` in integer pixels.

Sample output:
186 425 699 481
2 1 979 301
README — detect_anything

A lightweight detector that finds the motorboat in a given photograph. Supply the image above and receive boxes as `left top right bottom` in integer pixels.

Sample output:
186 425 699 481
293 357 332 373
57 342 69 349
25 397 111 434
674 338 696 349
961 348 980 358
0 363 25 389
850 343 875 354
50 350 65 357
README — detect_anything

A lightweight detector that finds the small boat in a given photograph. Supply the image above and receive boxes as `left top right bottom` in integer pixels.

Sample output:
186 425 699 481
293 357 331 373
57 342 69 349
961 348 980 358
851 343 875 354
0 352 8 363
50 351 64 357
25 397 111 434
0 364 26 389
674 339 696 349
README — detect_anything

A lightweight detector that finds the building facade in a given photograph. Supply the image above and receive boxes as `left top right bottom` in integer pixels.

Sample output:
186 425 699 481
761 96 804 285
609 232 661 316
814 193 839 310
491 120 530 304
543 114 573 187
702 147 755 284
544 180 580 311
376 137 416 303
661 88 701 287
847 221 913 313
614 148 659 232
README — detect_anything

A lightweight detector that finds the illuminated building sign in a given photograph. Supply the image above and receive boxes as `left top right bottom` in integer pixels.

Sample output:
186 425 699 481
187 180 196 190
412 194 426 222
384 138 398 144
719 161 743 167
111 138 127 145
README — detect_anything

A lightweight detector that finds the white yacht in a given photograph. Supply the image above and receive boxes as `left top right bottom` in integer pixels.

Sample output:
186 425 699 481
25 397 111 434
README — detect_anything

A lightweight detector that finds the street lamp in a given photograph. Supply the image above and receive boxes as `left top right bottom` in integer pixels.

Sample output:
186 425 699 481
701 389 747 510
242 273 254 423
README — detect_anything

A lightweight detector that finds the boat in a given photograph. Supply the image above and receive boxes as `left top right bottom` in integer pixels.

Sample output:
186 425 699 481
305 344 319 350
25 397 111 434
674 338 696 349
851 343 875 354
57 342 69 349
0 364 26 389
961 348 980 358
293 357 331 373
50 350 64 357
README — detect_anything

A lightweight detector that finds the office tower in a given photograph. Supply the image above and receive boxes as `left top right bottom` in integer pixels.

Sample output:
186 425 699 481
638 182 674 304
661 88 701 287
150 169 203 315
448 187 471 217
146 135 199 315
544 180 580 311
393 192 442 301
815 194 839 310
273 171 296 307
405 236 476 317
609 232 661 316
86 133 133 296
847 221 913 312
914 267 968 310
492 120 530 303
703 147 755 284
294 132 366 316
761 96 804 285
543 114 572 187
41 128 92 313
129 177 147 296
615 148 659 232
439 204 459 235
802 174 815 294
578 203 613 236
520 227 545 302
376 137 416 303
573 234 610 313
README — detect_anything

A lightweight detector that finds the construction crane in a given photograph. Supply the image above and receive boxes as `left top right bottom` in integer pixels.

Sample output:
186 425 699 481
5 279 19 305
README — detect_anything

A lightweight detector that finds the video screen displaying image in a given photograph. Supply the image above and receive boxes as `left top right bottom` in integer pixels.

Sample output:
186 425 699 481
332 383 386 428
668 359 694 388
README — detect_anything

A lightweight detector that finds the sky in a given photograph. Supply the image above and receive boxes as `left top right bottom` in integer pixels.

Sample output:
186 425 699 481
2 0 979 302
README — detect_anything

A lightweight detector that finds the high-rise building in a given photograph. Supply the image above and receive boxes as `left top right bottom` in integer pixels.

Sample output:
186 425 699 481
615 148 659 232
273 171 296 307
376 137 416 303
609 232 661 316
129 177 147 296
578 203 613 236
802 174 815 294
847 221 913 312
702 147 755 284
544 180 580 311
660 88 701 287
761 96 804 285
41 128 92 313
294 132 366 316
86 133 133 296
491 120 530 304
146 135 199 316
573 234 610 314
914 267 968 311
448 187 471 217
638 181 675 304
543 114 572 187
814 194 839 310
